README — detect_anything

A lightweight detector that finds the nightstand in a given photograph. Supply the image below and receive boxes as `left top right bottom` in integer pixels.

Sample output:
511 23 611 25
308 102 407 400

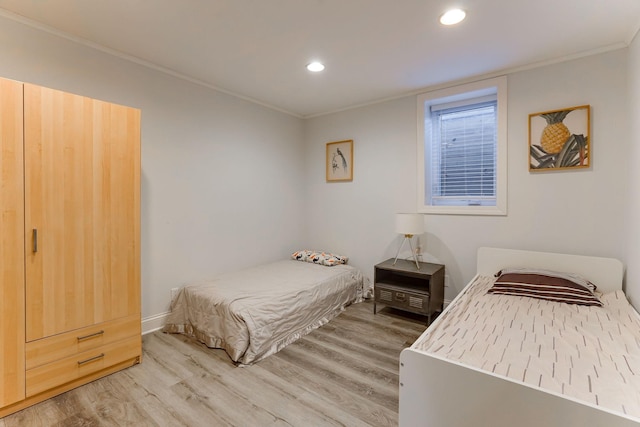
373 258 445 324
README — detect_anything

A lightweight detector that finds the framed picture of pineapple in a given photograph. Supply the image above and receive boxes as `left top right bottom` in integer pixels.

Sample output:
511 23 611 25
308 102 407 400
529 105 590 171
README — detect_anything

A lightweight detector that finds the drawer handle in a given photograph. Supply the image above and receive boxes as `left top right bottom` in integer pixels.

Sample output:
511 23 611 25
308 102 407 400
77 330 105 342
77 353 105 366
396 292 406 302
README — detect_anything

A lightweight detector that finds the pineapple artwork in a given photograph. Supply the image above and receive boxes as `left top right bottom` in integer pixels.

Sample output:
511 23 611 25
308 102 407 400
540 111 571 154
529 105 590 171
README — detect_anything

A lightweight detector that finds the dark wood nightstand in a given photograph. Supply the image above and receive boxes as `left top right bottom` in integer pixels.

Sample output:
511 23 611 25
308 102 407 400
374 258 445 324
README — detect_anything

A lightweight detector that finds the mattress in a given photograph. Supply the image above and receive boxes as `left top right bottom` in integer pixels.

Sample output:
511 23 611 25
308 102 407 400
164 260 370 365
413 275 640 419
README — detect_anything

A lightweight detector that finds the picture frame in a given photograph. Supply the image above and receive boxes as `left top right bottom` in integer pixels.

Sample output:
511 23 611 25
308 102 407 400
529 105 590 171
326 139 353 182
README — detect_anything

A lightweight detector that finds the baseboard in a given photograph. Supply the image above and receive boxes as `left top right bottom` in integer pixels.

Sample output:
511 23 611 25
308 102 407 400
142 311 170 335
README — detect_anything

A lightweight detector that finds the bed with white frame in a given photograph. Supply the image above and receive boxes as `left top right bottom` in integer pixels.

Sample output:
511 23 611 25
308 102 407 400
399 247 640 427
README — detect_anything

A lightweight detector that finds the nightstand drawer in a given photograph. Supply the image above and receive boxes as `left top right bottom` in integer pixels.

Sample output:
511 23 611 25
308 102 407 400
375 285 429 315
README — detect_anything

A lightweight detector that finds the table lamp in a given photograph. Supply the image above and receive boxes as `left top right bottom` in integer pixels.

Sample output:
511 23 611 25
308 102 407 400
393 213 424 269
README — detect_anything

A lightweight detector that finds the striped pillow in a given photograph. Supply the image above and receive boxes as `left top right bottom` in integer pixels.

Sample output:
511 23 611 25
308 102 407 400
488 268 602 306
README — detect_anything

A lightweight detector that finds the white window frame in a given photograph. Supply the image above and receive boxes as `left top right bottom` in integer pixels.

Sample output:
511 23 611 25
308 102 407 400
417 76 508 216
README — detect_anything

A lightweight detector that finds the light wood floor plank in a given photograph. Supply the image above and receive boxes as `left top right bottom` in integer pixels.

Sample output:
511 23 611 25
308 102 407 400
261 347 398 426
277 339 398 410
0 301 426 426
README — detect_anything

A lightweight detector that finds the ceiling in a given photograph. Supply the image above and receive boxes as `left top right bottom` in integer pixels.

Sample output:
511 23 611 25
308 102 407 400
0 0 638 118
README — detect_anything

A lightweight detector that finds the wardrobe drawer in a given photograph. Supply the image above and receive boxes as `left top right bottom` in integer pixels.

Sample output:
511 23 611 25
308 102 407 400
26 314 141 369
26 336 141 397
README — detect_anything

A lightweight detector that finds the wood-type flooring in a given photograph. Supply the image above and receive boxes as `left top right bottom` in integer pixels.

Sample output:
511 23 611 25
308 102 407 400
0 301 426 427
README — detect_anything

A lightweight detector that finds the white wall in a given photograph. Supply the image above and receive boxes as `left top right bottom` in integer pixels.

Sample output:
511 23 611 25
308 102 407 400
0 15 306 321
626 32 640 306
305 50 631 301
0 12 635 320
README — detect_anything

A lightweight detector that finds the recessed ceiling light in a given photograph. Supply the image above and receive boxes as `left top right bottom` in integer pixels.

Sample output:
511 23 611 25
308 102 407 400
306 62 325 72
440 8 466 25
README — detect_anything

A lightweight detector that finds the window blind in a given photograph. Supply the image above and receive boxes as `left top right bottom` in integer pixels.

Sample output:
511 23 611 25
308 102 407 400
429 99 497 206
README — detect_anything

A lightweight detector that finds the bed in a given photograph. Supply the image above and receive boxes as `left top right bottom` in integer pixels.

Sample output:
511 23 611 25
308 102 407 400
399 247 640 427
163 255 370 365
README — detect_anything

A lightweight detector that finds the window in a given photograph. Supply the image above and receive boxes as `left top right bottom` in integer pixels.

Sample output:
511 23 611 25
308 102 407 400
417 76 507 215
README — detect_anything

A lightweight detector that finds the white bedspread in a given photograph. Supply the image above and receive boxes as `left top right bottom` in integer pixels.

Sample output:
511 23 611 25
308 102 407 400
414 275 640 419
164 260 369 365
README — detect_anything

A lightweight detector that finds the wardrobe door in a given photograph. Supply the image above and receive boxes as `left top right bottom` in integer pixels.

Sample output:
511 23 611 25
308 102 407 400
24 84 140 342
0 77 25 407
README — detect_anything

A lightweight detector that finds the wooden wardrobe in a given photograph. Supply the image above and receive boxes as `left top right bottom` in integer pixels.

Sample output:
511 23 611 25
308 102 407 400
0 77 141 417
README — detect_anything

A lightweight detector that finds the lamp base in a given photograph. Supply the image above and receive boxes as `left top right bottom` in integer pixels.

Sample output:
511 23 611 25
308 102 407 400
393 234 421 269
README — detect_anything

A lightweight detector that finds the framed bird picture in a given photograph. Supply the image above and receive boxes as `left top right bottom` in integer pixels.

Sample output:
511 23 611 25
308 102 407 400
326 139 353 182
529 105 590 171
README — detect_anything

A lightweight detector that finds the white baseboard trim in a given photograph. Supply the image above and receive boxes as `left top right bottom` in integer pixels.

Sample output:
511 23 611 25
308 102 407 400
142 311 170 335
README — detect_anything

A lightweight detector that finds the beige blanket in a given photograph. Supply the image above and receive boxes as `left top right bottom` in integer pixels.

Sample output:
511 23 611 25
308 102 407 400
164 260 369 365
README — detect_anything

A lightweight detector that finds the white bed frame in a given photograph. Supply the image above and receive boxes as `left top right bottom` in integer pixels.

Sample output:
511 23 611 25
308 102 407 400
399 247 638 427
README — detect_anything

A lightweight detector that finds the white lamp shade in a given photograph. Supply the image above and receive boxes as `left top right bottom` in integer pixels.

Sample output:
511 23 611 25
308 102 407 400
395 213 424 235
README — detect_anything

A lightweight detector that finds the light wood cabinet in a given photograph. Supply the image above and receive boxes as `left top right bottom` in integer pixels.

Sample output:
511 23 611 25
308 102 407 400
0 77 26 410
0 77 141 417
